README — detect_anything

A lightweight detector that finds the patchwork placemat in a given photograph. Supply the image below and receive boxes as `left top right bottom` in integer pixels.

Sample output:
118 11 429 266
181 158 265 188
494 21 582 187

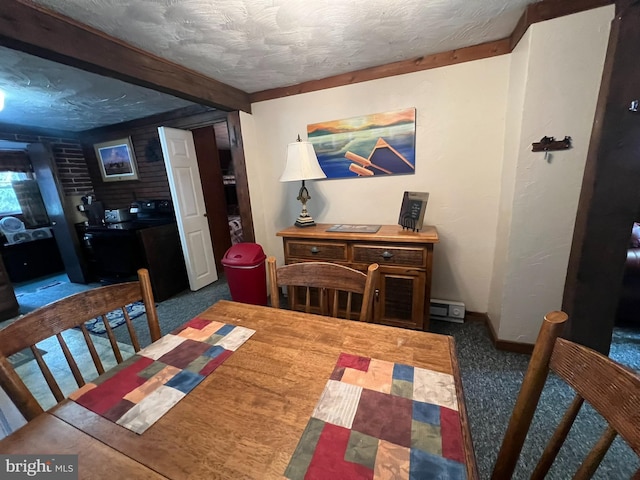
70 317 255 434
284 353 466 480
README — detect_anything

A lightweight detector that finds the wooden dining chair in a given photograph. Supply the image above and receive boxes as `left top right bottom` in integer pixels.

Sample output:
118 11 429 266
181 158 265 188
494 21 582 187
267 256 380 322
0 268 161 422
492 311 640 479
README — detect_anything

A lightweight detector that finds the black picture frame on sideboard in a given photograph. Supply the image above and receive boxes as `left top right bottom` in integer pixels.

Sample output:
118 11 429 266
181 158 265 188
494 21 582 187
398 191 429 232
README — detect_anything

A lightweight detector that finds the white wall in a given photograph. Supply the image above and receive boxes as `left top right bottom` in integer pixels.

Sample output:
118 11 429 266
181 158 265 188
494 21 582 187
244 57 510 313
241 6 613 344
488 27 532 336
492 6 613 343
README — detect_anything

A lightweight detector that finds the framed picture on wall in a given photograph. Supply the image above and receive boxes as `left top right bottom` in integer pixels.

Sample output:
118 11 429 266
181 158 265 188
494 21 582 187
94 137 139 182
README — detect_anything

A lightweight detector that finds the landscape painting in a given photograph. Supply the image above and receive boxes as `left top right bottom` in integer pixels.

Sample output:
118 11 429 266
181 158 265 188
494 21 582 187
307 108 416 179
94 137 139 182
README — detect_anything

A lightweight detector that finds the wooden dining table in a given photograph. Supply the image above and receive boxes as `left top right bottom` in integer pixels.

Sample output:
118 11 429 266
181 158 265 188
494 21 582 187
2 299 478 479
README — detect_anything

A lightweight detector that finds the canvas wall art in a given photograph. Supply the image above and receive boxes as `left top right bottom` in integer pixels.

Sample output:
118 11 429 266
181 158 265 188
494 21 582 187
307 108 416 179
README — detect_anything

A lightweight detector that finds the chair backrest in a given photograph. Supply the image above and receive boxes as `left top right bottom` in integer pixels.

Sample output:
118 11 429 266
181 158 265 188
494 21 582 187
0 268 160 421
267 256 380 322
492 311 640 479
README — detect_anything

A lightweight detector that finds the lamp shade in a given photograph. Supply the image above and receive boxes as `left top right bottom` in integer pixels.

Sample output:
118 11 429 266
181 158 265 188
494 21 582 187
279 140 326 182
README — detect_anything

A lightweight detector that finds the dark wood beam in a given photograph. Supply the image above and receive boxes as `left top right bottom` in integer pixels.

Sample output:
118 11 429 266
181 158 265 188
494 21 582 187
250 39 510 103
227 111 254 244
79 105 225 138
562 2 640 353
0 121 79 140
510 0 614 50
0 0 251 113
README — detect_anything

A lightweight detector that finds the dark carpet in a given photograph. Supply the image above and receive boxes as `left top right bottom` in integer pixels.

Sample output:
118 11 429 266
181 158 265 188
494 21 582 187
430 319 638 479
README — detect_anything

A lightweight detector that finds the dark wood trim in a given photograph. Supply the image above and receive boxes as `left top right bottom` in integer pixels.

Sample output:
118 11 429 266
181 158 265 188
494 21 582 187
463 311 489 323
616 0 636 14
0 0 251 113
79 106 223 138
494 338 535 355
250 39 511 103
510 0 614 50
509 2 534 51
448 337 480 480
192 126 232 272
562 1 640 353
0 122 79 140
226 112 254 244
467 311 535 355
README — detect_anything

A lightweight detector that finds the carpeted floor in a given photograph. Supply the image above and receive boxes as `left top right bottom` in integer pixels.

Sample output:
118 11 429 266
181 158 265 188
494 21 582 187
430 319 638 479
13 272 100 315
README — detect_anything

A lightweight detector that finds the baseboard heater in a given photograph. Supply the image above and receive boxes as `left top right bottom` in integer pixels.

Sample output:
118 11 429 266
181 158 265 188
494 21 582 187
430 299 465 323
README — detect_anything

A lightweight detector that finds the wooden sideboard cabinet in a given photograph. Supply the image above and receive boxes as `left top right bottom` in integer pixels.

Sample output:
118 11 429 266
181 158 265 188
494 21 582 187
277 224 439 330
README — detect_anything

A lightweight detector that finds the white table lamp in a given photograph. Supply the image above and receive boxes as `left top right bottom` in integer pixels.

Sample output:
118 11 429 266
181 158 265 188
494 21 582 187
280 135 326 227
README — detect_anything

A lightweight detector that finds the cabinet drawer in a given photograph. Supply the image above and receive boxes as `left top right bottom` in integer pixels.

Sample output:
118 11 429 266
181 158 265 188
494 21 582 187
353 244 426 267
285 241 348 261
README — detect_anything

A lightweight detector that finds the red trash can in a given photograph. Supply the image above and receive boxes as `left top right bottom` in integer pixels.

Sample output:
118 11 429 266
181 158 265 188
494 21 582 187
221 243 267 306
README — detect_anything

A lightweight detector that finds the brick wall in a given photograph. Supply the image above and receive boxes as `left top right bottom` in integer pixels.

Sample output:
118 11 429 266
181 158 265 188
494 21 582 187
0 130 93 197
79 109 227 210
80 129 171 209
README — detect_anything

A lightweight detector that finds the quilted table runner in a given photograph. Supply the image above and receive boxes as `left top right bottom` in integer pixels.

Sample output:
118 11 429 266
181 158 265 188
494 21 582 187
284 353 466 480
70 317 255 434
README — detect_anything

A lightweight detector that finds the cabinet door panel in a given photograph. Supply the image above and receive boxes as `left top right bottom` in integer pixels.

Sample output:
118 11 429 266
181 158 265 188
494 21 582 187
376 271 426 330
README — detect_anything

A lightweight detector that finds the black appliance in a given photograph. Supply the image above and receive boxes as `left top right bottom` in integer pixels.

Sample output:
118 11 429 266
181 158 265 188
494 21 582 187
76 199 188 301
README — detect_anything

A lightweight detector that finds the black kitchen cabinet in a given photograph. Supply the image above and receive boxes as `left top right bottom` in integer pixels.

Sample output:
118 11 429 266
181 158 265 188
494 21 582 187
76 221 188 302
1 237 65 283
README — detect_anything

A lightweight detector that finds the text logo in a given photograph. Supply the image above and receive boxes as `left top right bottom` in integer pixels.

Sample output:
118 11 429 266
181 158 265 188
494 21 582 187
0 455 77 479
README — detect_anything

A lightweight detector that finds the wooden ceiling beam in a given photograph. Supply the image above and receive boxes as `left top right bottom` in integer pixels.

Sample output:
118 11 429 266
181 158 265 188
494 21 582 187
510 0 614 50
250 39 510 103
0 0 251 113
251 0 615 104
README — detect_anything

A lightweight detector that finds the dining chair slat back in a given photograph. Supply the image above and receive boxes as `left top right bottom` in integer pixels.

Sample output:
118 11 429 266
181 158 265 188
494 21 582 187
267 257 379 322
492 311 640 479
0 268 160 421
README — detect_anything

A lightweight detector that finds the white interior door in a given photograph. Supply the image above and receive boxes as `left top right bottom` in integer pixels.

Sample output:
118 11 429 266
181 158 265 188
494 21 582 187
158 126 218 290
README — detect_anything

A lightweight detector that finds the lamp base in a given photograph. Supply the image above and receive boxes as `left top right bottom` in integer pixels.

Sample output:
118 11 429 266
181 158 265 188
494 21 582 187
294 214 317 228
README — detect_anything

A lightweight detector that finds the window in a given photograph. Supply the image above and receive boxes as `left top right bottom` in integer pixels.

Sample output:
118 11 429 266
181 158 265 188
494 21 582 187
0 171 30 216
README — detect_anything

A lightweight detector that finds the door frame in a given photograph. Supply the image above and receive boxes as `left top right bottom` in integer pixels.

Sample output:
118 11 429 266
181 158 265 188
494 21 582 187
563 0 640 353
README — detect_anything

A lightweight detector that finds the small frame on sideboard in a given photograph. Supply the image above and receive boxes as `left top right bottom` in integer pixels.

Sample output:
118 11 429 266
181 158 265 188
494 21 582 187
94 137 139 182
398 191 429 232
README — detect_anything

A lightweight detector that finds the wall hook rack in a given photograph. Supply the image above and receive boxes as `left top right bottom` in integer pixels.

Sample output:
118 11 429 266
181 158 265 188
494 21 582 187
531 136 572 153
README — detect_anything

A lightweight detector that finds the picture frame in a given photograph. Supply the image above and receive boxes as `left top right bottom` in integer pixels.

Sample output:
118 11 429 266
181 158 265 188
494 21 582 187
398 191 429 232
94 137 139 182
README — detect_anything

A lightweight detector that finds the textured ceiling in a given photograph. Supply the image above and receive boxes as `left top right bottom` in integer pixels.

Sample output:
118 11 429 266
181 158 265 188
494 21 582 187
0 46 196 132
31 0 538 93
1 0 540 132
